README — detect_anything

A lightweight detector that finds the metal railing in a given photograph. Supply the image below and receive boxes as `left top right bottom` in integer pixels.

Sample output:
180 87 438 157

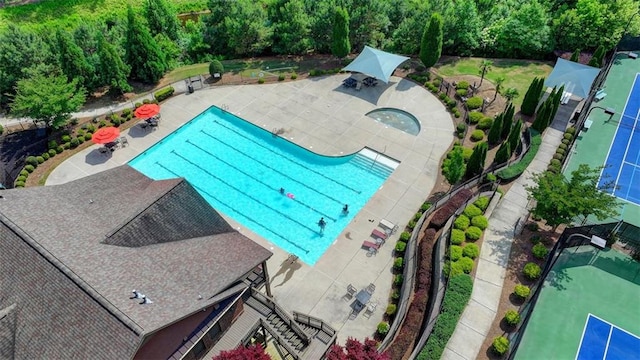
250 288 310 344
293 312 337 337
241 319 302 360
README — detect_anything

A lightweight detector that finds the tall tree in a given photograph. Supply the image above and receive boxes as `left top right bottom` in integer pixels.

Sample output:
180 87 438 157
346 0 390 50
442 0 481 56
488 112 503 146
96 32 132 93
442 145 466 187
203 0 234 55
466 141 488 177
521 77 545 116
55 29 94 91
532 100 550 132
507 119 523 153
494 141 511 164
478 60 492 87
387 0 430 54
526 164 620 230
144 0 179 40
331 6 351 59
494 0 552 58
420 13 444 68
306 0 336 53
492 76 505 101
503 88 520 108
570 48 581 62
224 0 271 56
124 5 168 83
11 72 86 130
182 19 211 64
501 103 515 139
270 0 312 54
588 45 605 67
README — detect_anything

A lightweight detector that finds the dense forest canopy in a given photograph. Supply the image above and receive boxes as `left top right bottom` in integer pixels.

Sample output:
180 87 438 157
0 0 638 109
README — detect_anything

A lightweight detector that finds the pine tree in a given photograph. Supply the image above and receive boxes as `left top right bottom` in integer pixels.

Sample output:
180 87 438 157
125 5 168 83
507 119 523 153
501 103 515 139
56 29 94 91
494 142 511 165
588 46 605 68
532 101 549 132
96 32 131 93
145 0 179 40
466 141 488 178
521 77 543 116
550 85 564 124
420 13 443 68
442 146 466 187
488 112 503 146
570 49 581 62
331 7 350 59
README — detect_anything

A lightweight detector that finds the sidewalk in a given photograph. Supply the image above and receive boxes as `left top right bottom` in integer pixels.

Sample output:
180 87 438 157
442 127 564 360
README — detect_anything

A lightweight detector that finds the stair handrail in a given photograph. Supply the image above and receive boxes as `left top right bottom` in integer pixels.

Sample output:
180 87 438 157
293 311 337 337
259 319 302 360
250 288 310 344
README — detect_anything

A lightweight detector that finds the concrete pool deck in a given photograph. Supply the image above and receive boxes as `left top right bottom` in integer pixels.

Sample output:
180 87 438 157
47 74 454 344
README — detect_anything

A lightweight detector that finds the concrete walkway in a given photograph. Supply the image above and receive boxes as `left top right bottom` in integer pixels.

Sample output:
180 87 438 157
442 127 564 360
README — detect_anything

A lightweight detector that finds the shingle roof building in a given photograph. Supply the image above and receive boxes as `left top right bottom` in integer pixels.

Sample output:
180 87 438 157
0 165 272 359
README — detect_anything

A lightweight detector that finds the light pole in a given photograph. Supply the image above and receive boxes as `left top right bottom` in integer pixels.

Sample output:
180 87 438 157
581 106 616 130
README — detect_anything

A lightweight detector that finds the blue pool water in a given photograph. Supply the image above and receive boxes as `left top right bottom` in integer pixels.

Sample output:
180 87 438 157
129 106 396 264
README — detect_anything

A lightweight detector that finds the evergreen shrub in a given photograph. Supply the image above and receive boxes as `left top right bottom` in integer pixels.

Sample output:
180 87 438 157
462 243 479 259
465 226 483 241
454 215 470 230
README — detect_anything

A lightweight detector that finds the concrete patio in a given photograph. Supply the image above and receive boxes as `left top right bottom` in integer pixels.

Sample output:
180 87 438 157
47 74 455 344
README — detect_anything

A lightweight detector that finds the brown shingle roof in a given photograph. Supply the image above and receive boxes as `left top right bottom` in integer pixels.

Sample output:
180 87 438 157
0 165 272 358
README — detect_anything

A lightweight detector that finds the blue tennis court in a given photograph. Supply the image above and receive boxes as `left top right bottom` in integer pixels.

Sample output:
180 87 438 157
599 73 640 205
576 314 640 360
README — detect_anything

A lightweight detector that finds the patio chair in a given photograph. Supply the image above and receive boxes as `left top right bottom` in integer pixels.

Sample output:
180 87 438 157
139 122 149 130
345 284 357 300
98 147 109 154
363 300 378 318
371 228 388 241
366 283 376 294
119 136 129 147
379 219 398 234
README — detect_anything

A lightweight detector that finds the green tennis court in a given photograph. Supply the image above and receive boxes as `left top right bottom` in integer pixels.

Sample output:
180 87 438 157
515 247 640 359
564 52 640 228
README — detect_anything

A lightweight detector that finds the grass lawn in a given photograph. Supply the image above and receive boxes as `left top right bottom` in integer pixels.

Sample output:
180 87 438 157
434 57 553 107
0 0 208 30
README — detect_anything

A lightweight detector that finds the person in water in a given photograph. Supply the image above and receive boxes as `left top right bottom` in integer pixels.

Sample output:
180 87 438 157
279 187 285 194
318 217 326 232
342 204 349 214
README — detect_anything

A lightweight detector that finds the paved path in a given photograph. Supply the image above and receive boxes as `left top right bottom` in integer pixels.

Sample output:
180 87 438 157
442 127 564 360
45 75 455 344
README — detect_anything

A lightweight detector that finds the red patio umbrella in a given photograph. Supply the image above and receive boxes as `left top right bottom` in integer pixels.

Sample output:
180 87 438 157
92 127 120 144
134 103 161 119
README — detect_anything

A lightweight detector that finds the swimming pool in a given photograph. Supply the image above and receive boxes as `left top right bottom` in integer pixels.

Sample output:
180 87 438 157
129 106 397 264
366 108 421 135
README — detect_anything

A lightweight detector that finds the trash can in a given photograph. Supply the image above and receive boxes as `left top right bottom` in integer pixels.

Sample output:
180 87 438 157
188 85 194 94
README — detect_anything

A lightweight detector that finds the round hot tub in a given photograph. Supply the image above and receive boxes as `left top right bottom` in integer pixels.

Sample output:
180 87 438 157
366 108 420 135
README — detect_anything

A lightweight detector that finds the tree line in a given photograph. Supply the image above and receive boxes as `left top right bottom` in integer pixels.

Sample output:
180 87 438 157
1 0 639 114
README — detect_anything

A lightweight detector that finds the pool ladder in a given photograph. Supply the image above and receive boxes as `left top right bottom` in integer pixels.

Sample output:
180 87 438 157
220 104 229 111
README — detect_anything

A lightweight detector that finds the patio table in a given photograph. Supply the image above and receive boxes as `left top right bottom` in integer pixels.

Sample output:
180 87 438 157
355 289 371 305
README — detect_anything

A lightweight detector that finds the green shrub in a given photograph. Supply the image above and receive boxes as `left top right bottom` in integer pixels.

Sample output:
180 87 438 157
463 204 482 217
529 235 541 245
36 156 44 164
24 165 35 173
562 138 570 145
0 124 3 135
513 284 531 299
458 257 474 273
462 243 480 259
421 202 432 211
550 158 561 167
407 220 416 230
456 123 466 134
466 96 483 110
432 78 441 87
559 143 567 150
523 262 542 280
48 140 58 149
56 146 64 154
142 99 151 104
566 126 577 135
474 196 490 211
209 59 224 77
70 137 80 148
394 257 404 269
84 133 93 141
462 146 474 161
454 215 470 230
20 169 29 177
497 129 542 181
456 89 468 97
465 226 483 241
16 175 27 182
154 86 175 102
61 134 71 143
477 117 493 130
526 222 539 231
532 243 549 259
378 322 390 335
48 149 57 157
395 241 407 253
25 156 38 166
278 74 285 81
471 215 488 230
85 124 96 133
394 274 403 285
391 290 400 300
42 152 50 160
504 310 520 326
386 304 397 316
448 261 464 277
484 173 497 183
446 97 457 109
456 81 469 90
492 336 509 356
291 72 298 80
15 180 25 187
468 111 484 124
450 245 463 261
556 148 566 156
563 132 573 140
451 229 465 245
400 231 411 241
122 108 132 117
470 129 484 141
63 142 71 150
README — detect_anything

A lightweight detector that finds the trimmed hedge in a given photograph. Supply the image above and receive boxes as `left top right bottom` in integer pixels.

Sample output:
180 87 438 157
471 215 488 230
470 129 485 141
504 310 520 326
514 284 531 299
466 96 483 110
384 229 435 359
450 245 463 261
453 215 470 230
474 196 490 211
451 229 465 245
462 243 480 259
429 189 473 229
468 111 484 124
532 243 549 259
154 86 175 102
492 336 509 356
458 257 474 273
395 241 407 253
463 204 482 217
465 226 483 241
417 275 473 360
477 117 493 130
497 128 542 181
523 262 542 280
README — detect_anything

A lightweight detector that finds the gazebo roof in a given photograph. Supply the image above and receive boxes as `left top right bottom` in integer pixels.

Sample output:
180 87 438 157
342 46 409 83
544 58 600 98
